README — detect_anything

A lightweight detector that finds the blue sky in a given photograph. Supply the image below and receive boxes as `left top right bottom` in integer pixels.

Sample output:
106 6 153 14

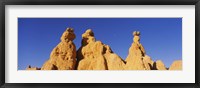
18 18 182 70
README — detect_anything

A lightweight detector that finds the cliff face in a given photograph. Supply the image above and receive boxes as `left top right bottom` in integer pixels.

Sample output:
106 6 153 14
76 29 125 70
26 28 182 70
41 28 76 70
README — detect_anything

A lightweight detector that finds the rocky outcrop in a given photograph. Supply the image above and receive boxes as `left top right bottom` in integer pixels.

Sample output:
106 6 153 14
169 60 182 70
143 55 154 70
104 46 126 70
76 29 125 70
124 31 168 70
26 28 182 70
41 28 76 70
125 31 147 70
153 60 167 70
26 65 41 70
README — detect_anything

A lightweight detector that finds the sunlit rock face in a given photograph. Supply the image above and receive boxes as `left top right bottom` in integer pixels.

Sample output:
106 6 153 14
153 60 167 70
76 29 125 70
124 31 169 70
124 31 147 70
41 28 76 70
26 28 181 71
169 60 182 70
143 55 154 70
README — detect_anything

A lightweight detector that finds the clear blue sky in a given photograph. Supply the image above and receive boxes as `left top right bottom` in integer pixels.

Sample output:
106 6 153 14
18 18 182 70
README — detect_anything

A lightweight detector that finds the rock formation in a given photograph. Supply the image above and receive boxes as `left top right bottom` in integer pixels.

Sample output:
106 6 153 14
125 31 148 70
26 28 182 71
41 28 76 70
153 60 167 70
143 55 154 70
76 29 125 70
169 60 182 70
26 65 41 70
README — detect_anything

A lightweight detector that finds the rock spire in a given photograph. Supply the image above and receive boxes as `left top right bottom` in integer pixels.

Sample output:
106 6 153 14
41 28 76 70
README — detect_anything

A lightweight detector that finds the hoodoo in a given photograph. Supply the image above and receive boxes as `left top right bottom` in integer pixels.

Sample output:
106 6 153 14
76 29 125 70
26 28 181 70
125 31 148 70
41 28 77 70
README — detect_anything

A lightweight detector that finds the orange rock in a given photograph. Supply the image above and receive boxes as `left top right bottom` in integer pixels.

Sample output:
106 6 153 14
76 29 125 70
153 60 167 70
41 28 76 70
143 55 154 70
26 29 179 71
125 31 146 70
169 60 182 70
104 45 125 70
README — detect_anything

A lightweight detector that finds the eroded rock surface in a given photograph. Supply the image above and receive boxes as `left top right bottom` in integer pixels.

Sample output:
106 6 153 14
143 55 154 70
41 28 76 70
125 31 147 70
26 28 181 71
76 29 125 70
153 60 167 70
169 60 182 70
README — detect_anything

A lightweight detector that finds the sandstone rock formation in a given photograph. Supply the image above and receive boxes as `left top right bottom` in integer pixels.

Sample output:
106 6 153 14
26 65 41 70
153 60 167 70
41 28 76 70
104 45 126 70
143 55 154 70
125 31 147 70
26 28 182 71
76 29 125 70
169 60 182 70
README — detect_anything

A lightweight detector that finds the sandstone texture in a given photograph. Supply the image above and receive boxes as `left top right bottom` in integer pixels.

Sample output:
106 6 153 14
76 29 125 70
169 60 182 70
125 31 148 70
26 28 182 70
153 60 167 70
41 28 76 70
143 55 154 70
